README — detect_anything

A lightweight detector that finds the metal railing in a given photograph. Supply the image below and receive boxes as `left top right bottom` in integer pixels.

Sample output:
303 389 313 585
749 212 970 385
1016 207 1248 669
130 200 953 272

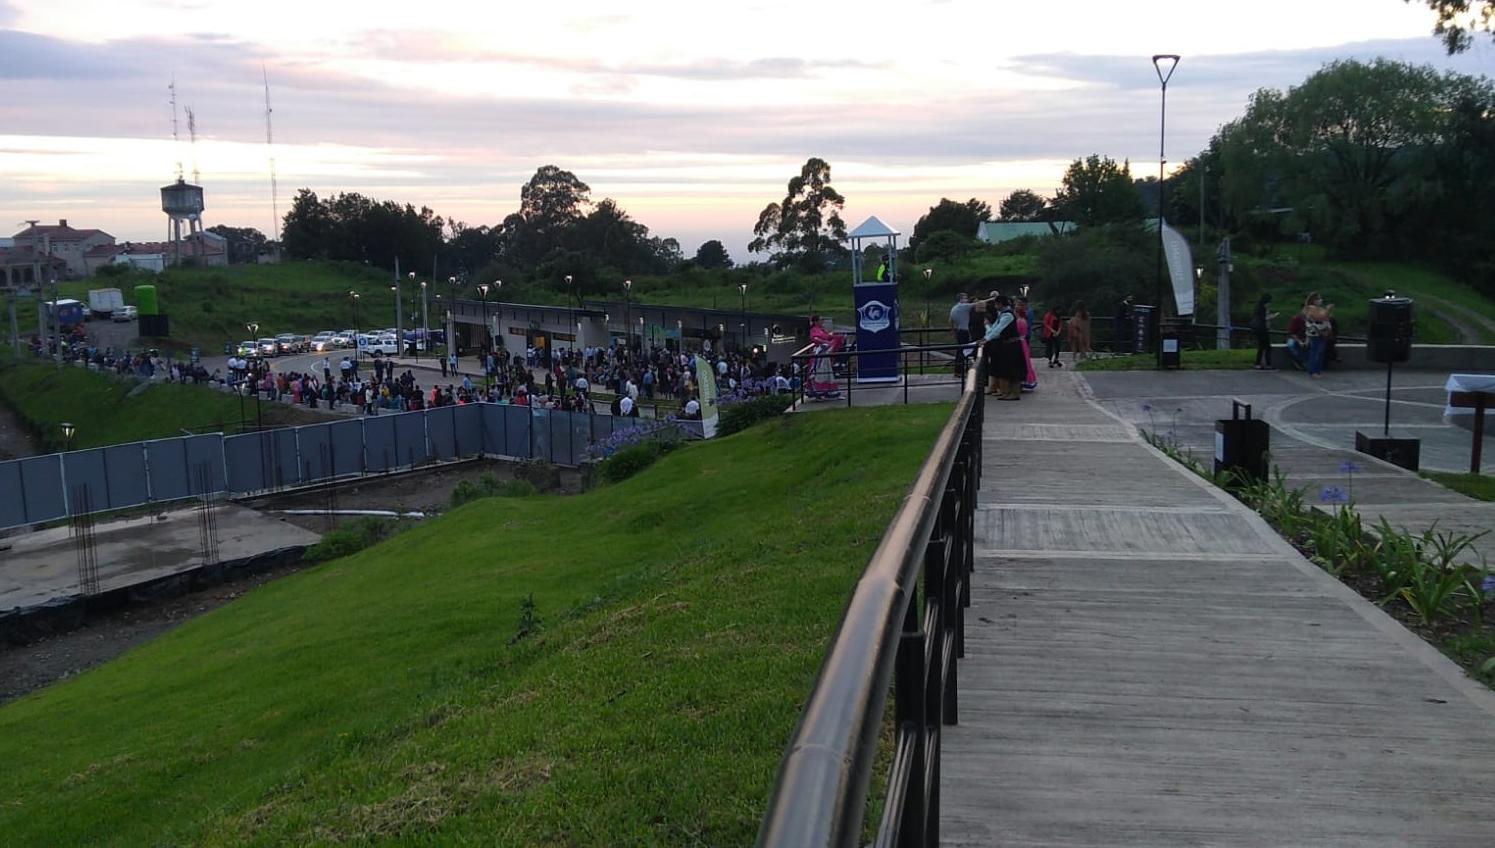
791 340 974 408
756 353 985 848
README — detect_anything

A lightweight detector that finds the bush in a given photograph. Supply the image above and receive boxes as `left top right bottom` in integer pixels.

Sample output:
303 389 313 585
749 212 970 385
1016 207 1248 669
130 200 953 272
513 458 562 492
718 393 793 437
597 438 680 484
302 516 403 564
450 473 537 508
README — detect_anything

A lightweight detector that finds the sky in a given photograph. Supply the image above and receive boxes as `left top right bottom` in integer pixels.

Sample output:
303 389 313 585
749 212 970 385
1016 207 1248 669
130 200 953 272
3 0 1494 262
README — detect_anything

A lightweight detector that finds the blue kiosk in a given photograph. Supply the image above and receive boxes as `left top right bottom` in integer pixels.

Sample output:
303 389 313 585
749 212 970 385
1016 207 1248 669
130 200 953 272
848 216 901 383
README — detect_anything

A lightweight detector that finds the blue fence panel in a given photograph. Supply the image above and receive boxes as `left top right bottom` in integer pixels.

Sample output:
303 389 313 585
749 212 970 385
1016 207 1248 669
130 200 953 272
297 423 334 482
63 449 110 515
363 415 397 472
269 428 301 489
394 410 430 468
145 438 192 501
327 419 365 476
532 408 553 463
428 406 458 461
503 405 530 458
17 455 65 524
184 434 227 494
454 404 482 458
0 460 26 528
223 432 270 493
481 403 507 456
102 444 149 509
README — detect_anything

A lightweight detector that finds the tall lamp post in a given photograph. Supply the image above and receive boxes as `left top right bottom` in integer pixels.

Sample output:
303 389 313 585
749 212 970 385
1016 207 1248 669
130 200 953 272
739 282 748 352
420 279 429 363
407 272 419 361
623 279 632 353
923 268 934 342
61 421 75 452
477 283 491 358
349 291 361 358
447 276 459 372
1152 53 1180 369
565 274 575 334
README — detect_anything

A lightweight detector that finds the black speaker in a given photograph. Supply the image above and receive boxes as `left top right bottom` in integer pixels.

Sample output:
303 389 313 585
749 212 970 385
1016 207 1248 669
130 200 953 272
1367 296 1412 363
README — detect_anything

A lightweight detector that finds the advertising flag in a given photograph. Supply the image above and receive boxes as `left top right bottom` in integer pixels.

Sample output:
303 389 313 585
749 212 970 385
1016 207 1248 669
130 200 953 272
694 354 719 438
1161 219 1196 316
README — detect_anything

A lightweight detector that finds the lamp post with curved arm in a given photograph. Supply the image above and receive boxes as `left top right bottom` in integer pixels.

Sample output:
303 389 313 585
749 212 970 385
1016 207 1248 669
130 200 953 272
1152 53 1180 369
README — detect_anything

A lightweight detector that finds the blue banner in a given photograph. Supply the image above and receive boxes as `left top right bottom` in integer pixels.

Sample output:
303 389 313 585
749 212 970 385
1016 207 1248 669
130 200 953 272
854 283 900 382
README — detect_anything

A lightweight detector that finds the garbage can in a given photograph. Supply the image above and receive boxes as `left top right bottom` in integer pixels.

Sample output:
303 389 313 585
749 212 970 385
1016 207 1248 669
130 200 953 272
1160 332 1181 369
1215 399 1269 484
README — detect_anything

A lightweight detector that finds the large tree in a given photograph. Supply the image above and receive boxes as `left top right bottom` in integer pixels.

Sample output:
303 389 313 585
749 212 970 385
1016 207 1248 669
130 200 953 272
749 157 848 270
910 197 991 248
997 190 1048 222
1410 0 1495 52
508 165 592 266
1052 155 1145 227
693 239 732 269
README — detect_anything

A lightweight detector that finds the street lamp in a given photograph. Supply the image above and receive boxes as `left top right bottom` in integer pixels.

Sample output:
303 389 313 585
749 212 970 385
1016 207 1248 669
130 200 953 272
739 283 748 351
564 274 575 331
61 421 75 451
420 280 429 363
477 283 491 356
1152 53 1180 369
349 290 360 356
923 268 933 333
623 279 632 353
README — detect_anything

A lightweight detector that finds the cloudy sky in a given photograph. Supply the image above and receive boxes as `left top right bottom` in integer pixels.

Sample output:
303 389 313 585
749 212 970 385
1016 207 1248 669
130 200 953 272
3 0 1493 261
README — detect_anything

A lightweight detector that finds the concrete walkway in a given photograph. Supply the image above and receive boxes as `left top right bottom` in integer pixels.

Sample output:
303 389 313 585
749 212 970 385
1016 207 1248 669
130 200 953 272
941 370 1495 847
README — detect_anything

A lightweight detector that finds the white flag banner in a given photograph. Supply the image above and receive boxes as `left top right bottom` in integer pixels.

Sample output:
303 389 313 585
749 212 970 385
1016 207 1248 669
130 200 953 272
1161 219 1195 316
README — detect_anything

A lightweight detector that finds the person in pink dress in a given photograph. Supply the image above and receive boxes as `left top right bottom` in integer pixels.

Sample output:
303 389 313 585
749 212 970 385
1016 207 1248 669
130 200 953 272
1015 297 1038 391
806 315 845 398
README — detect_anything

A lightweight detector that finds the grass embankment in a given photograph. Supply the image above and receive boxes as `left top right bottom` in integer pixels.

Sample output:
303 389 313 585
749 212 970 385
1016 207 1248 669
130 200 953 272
1422 471 1495 502
1076 349 1258 371
0 403 950 845
0 359 319 451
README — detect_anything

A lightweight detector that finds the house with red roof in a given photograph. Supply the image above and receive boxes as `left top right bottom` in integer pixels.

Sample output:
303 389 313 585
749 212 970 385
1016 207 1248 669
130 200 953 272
9 220 116 278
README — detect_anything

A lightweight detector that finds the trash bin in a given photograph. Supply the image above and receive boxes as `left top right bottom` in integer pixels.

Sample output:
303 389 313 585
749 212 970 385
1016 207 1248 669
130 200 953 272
1215 399 1269 484
1160 332 1181 370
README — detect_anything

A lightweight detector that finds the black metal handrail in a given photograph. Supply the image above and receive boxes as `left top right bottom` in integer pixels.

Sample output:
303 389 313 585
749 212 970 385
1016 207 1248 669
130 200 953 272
756 353 984 848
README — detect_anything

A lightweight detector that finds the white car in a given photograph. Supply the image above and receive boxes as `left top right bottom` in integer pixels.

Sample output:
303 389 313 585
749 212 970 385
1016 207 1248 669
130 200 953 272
357 333 398 356
332 330 356 347
310 331 338 352
112 305 138 322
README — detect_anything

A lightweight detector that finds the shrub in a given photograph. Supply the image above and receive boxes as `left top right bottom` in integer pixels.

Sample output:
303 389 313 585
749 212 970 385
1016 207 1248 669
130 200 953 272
302 516 403 564
514 458 562 492
449 473 537 508
718 393 792 437
597 438 680 484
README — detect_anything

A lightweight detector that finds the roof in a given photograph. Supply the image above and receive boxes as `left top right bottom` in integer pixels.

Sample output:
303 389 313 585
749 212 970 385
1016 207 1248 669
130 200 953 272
847 216 900 239
0 245 69 268
88 237 225 258
12 223 112 243
975 221 1075 242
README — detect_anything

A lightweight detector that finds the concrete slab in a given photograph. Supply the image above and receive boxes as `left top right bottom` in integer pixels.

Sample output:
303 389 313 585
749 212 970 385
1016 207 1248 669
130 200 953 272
942 370 1495 848
0 504 321 612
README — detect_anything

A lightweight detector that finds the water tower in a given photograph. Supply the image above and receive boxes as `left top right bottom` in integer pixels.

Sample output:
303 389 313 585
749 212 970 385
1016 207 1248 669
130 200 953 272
161 178 205 266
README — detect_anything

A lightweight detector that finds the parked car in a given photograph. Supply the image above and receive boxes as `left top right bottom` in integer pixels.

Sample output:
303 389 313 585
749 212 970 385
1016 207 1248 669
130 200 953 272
275 333 302 354
333 329 356 348
236 340 257 357
310 331 337 351
257 337 279 356
112 305 138 322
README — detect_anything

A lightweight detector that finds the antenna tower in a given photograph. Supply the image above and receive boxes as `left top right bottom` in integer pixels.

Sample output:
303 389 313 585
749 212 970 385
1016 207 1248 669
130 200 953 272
263 66 280 244
169 78 183 180
186 106 200 184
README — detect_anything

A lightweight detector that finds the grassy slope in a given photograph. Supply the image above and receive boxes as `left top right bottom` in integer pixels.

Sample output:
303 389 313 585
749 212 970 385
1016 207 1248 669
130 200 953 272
1333 261 1495 344
1421 471 1495 502
0 359 320 451
0 404 950 846
1076 349 1258 371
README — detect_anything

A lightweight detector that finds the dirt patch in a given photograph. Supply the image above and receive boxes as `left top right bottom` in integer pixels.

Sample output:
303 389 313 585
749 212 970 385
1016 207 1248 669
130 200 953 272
0 560 313 705
0 396 39 460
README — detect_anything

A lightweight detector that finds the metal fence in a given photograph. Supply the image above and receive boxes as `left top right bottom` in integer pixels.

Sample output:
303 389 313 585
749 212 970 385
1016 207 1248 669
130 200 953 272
0 403 681 532
756 355 984 847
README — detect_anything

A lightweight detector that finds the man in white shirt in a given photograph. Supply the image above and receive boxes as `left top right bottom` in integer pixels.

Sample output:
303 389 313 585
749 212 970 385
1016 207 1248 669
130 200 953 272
683 397 700 418
619 395 635 416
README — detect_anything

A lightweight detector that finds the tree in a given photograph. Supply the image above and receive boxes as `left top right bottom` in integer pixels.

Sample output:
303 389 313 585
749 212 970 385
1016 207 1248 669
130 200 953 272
693 239 732 269
279 189 334 259
997 190 1048 222
1410 0 1495 52
206 225 267 264
749 157 848 270
1052 156 1145 227
915 230 977 264
910 197 991 249
510 165 592 266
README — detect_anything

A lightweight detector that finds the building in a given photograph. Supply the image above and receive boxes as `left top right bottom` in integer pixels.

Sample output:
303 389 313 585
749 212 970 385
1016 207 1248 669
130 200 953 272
9 220 116 278
83 231 227 274
975 221 1075 244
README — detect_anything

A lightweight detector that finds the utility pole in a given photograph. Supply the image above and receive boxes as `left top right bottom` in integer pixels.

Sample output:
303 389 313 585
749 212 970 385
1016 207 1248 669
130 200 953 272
394 255 402 357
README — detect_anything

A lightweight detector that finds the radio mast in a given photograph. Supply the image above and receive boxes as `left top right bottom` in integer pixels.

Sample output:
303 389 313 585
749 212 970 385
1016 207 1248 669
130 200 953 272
186 106 200 184
263 66 280 245
169 78 183 180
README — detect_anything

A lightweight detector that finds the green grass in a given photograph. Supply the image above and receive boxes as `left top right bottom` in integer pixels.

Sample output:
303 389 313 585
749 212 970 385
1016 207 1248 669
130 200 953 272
1226 258 1462 345
1421 471 1495 502
1076 348 1258 371
0 359 319 451
1333 262 1495 344
0 403 951 846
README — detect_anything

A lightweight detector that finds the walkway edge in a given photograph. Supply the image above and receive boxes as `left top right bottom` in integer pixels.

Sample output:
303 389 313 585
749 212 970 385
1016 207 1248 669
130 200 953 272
1075 372 1495 718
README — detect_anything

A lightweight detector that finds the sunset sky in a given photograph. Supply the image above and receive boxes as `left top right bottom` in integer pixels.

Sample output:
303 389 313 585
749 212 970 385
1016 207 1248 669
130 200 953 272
2 0 1492 261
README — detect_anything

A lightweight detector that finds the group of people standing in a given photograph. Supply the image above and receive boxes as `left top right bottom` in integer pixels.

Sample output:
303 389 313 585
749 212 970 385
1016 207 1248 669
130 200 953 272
1251 291 1336 377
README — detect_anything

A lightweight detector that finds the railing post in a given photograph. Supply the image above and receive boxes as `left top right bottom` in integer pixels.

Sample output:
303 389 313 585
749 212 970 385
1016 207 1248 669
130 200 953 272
894 594 926 848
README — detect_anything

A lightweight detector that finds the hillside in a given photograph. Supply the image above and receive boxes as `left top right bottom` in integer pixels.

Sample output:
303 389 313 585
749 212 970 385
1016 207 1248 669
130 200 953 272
0 357 318 452
0 403 950 845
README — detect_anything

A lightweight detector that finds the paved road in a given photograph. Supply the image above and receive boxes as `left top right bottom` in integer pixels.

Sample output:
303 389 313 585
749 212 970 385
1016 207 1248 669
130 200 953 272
941 370 1495 847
